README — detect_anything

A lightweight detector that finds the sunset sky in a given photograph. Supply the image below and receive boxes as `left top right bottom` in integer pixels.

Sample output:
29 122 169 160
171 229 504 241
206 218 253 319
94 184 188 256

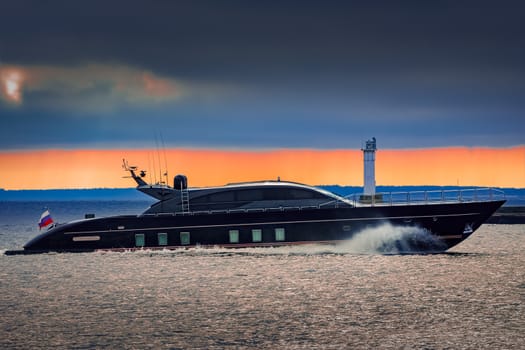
0 1 524 190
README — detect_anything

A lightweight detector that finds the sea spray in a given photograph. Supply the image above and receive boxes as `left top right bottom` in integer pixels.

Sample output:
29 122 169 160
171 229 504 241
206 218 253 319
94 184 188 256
336 223 448 254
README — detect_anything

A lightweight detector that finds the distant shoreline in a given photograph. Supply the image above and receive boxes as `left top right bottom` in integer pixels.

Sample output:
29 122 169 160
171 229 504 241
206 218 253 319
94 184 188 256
0 188 152 201
487 206 525 224
1 186 524 206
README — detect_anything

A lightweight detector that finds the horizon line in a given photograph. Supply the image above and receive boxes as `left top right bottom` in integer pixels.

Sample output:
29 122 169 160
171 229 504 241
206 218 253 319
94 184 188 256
2 184 524 191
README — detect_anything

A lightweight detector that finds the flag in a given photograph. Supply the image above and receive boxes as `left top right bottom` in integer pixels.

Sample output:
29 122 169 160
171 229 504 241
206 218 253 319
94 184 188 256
38 210 54 229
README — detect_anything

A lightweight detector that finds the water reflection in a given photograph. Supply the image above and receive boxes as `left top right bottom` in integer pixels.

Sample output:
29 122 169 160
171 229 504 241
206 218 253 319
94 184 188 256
1 219 523 348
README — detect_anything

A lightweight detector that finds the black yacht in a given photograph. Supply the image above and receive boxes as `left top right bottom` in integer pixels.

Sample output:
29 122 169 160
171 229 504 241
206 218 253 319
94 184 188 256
11 139 506 254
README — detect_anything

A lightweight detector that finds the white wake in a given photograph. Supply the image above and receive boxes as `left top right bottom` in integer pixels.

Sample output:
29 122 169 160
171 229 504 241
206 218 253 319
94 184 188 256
335 223 447 254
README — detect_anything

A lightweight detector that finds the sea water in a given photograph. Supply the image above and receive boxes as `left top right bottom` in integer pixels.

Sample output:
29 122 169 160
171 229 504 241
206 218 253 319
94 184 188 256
0 201 523 349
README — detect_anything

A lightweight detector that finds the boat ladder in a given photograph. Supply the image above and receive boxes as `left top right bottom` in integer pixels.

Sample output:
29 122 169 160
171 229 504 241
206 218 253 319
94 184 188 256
181 188 190 214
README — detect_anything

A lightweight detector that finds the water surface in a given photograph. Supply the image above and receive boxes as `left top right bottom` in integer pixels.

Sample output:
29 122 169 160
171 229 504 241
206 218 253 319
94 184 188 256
0 202 523 349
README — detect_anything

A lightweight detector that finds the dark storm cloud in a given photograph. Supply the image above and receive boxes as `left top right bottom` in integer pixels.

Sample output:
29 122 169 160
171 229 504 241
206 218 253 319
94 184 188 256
3 1 523 79
0 0 524 149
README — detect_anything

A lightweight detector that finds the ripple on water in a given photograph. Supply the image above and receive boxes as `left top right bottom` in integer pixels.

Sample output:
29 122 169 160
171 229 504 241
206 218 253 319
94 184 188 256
0 225 524 349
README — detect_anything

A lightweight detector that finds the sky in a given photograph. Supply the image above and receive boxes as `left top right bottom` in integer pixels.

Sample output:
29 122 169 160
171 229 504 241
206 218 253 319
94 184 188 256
0 1 524 189
1 148 524 190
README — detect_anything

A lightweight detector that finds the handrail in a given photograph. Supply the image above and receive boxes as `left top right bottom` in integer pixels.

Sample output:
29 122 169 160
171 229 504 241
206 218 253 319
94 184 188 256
140 187 504 216
343 187 506 207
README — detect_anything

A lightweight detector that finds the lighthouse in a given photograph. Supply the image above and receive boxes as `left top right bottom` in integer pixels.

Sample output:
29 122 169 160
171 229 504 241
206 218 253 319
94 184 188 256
361 137 381 204
362 137 377 195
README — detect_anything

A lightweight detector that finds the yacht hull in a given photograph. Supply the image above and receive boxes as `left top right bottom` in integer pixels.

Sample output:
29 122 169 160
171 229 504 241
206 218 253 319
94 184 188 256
20 200 505 254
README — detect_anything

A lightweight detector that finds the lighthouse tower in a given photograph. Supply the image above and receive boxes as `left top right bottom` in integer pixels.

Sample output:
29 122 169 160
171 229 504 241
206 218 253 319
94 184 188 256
362 137 377 196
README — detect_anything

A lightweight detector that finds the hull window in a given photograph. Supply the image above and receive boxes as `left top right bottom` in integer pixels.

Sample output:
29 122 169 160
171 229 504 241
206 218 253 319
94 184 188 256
252 229 262 242
229 230 239 243
135 234 145 247
158 233 168 246
72 235 100 242
180 232 190 245
275 228 285 241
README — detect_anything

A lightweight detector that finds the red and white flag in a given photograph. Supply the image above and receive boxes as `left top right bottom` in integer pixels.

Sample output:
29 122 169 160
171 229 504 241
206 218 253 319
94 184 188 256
38 210 54 230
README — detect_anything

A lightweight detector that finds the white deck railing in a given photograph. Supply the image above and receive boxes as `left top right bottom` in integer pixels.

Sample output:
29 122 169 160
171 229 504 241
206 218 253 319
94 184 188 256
343 187 506 207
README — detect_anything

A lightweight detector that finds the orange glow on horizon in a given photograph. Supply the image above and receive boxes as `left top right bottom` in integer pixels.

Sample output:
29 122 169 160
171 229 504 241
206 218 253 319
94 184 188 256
0 147 524 190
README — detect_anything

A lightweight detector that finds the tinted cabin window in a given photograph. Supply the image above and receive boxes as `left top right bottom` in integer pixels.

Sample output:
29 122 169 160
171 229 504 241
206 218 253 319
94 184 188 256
209 191 235 203
237 189 264 201
290 189 316 199
262 188 324 200
262 188 287 200
192 187 326 205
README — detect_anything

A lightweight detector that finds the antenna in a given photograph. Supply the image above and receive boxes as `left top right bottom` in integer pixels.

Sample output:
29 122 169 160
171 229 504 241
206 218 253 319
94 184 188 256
122 159 137 172
154 132 163 184
160 131 169 187
151 150 157 185
147 152 153 184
